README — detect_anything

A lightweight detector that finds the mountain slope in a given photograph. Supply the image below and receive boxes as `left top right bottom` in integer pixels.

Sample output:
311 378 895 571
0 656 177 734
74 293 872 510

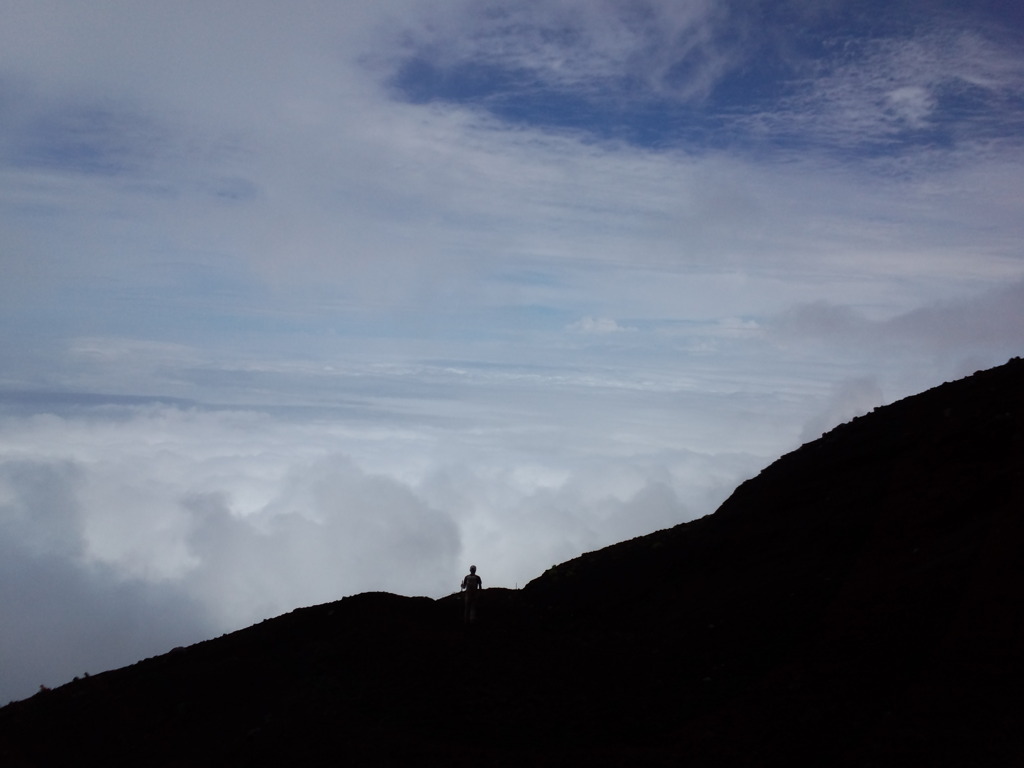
521 356 1024 764
1 358 1022 766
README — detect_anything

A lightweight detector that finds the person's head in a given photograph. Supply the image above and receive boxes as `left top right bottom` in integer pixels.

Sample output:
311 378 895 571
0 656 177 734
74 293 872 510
469 565 477 574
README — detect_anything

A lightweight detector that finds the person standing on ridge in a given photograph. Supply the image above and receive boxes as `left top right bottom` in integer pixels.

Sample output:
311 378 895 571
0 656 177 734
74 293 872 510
461 565 482 624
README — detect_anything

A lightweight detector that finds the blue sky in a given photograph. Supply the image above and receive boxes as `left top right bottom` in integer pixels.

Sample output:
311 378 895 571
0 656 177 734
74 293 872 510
2 0 1024 703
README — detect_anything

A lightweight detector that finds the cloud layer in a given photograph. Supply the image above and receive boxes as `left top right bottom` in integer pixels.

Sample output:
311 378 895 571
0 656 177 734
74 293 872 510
0 395 760 701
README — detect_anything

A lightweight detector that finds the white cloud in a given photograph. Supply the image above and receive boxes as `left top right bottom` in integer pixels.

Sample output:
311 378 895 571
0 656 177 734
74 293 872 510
3 3 1022 334
0 538 213 704
0 392 771 702
884 85 935 127
771 278 1024 358
0 454 215 701
800 377 884 443
567 316 630 334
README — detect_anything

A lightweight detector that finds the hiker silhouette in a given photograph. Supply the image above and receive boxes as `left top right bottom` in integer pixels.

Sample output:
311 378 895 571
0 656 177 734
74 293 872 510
461 565 482 624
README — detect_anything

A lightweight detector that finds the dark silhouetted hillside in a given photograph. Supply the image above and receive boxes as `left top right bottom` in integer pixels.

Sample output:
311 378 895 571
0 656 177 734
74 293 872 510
2 358 1022 767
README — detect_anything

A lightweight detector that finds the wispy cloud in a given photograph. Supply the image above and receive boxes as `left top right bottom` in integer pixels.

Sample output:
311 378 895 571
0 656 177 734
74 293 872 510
386 0 731 99
748 24 1024 156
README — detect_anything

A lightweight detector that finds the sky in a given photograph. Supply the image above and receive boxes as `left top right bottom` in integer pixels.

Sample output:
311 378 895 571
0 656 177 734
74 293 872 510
2 0 1023 703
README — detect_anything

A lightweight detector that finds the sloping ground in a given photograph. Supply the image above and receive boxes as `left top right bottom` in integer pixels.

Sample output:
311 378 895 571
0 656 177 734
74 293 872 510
1 358 1022 767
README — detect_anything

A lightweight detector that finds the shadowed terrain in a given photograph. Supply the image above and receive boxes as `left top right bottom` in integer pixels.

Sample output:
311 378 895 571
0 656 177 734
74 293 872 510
1 358 1022 766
